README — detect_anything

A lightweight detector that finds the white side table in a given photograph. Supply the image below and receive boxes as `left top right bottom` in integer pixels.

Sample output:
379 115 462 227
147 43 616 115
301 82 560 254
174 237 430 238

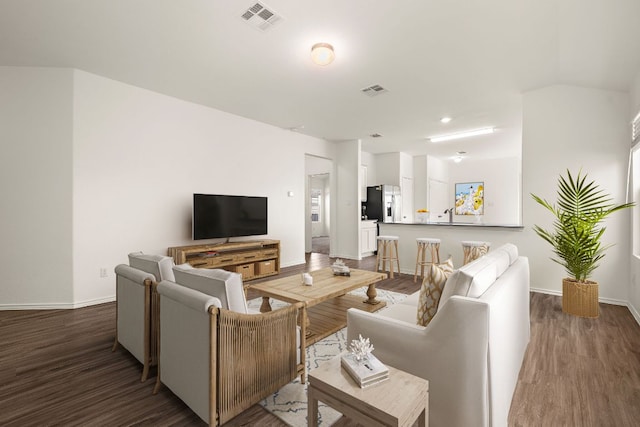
308 355 429 427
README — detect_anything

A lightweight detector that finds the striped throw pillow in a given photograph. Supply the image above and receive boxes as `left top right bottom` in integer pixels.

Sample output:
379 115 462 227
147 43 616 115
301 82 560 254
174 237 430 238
463 244 489 265
416 257 454 327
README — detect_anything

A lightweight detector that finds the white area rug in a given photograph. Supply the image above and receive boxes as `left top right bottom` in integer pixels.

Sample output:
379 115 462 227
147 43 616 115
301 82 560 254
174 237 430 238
247 288 407 427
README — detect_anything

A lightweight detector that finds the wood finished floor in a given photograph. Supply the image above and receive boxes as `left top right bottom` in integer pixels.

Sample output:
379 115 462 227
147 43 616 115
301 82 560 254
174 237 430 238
1 252 639 426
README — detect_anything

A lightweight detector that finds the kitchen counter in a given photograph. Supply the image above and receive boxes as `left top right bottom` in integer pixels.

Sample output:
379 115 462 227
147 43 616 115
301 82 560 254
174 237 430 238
378 222 525 269
385 221 523 229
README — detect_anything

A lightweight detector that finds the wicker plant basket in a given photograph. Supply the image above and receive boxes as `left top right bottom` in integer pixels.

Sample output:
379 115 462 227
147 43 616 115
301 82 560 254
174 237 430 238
562 278 599 318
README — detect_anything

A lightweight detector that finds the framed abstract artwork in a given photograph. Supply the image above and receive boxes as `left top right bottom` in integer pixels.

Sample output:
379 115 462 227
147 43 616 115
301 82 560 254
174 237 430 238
455 182 484 215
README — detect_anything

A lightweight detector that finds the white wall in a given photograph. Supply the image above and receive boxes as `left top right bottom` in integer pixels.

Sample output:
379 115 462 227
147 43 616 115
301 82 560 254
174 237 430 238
521 85 631 303
374 152 400 185
413 155 427 212
630 71 640 322
399 152 414 222
449 157 521 225
361 151 377 187
426 155 450 222
2 67 336 308
420 155 521 225
0 67 74 308
333 140 361 259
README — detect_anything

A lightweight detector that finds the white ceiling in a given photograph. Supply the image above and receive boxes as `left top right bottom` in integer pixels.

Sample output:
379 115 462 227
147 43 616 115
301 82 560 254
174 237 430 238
1 0 639 161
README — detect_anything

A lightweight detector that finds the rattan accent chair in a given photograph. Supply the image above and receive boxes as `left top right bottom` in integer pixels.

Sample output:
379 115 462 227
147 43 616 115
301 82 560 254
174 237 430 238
112 252 175 382
153 280 305 426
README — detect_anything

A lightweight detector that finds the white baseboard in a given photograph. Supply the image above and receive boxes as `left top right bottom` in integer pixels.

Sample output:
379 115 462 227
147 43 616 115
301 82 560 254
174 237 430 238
628 302 640 326
529 287 562 297
281 258 307 269
328 252 360 260
531 288 640 326
0 295 115 311
529 287 628 306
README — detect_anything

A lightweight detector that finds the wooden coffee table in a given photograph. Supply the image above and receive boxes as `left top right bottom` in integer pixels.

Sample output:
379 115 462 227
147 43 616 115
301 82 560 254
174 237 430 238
247 268 387 346
308 355 429 426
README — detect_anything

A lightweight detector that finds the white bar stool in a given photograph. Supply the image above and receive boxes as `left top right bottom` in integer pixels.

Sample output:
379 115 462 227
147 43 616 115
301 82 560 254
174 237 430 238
461 240 491 265
376 235 400 278
414 238 441 282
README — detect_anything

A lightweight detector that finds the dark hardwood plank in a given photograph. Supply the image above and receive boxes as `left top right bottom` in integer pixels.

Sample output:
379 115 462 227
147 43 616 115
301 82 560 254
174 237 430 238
508 293 640 427
1 253 639 426
305 294 386 346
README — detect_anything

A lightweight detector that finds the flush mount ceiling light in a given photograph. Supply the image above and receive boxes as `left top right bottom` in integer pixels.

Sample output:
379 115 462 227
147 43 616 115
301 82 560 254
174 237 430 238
440 117 452 124
429 127 494 143
453 150 466 163
311 43 335 66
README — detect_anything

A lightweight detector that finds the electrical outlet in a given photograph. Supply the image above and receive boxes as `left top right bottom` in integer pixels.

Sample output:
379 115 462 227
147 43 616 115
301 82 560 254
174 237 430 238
100 268 108 278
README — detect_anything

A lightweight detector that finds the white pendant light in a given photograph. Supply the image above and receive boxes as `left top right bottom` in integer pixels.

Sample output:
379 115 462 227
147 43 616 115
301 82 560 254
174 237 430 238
311 43 335 66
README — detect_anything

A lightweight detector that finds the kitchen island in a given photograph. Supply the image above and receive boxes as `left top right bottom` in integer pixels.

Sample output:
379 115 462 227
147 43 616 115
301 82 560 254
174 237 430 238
378 222 524 272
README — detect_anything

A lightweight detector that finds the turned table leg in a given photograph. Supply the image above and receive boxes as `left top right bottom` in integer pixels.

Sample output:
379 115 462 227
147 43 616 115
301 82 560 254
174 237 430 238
259 297 272 312
364 283 381 305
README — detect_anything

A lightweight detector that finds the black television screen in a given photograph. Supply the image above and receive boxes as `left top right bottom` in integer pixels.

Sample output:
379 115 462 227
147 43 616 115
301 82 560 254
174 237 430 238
193 194 268 240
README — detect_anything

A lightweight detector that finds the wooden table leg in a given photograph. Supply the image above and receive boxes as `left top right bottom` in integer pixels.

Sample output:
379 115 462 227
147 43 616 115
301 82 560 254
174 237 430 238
298 306 311 335
363 283 381 305
307 386 318 427
418 407 427 427
259 297 272 312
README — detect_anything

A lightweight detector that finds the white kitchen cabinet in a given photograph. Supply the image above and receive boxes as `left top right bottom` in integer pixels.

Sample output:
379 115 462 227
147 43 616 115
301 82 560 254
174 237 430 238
361 220 378 256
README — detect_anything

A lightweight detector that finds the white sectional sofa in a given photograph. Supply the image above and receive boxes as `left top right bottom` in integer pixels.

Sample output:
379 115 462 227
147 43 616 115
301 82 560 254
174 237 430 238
347 243 530 427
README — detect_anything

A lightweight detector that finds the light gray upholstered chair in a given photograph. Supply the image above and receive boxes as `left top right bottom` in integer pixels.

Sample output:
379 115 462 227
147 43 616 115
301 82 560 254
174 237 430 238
171 263 249 313
112 252 175 382
154 269 306 426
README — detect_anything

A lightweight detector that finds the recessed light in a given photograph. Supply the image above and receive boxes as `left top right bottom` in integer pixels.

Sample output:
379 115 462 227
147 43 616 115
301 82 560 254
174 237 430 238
440 117 452 124
429 127 494 143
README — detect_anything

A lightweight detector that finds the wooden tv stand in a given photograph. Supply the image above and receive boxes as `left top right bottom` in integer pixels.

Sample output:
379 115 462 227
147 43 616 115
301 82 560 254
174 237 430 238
167 239 280 282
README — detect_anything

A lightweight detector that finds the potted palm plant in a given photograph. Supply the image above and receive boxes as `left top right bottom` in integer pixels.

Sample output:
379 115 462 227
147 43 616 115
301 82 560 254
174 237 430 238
531 169 633 318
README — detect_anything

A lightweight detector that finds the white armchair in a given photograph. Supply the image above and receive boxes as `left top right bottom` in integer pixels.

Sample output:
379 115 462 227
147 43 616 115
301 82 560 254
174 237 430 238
171 263 248 313
154 279 305 425
112 252 175 381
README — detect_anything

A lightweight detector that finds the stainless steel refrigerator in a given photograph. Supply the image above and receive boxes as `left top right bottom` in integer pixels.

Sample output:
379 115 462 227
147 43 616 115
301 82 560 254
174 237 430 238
365 185 402 223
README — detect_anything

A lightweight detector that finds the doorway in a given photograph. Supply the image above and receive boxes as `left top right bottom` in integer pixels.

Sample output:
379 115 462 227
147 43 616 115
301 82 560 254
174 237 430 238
310 174 330 254
305 154 333 255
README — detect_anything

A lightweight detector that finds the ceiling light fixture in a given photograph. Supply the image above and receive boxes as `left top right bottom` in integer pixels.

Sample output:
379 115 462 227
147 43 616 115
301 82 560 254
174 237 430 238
429 127 494 143
453 150 466 163
440 117 452 124
311 43 335 66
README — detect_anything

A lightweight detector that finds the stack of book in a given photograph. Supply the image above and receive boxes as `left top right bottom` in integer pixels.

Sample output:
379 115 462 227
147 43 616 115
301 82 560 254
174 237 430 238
340 353 389 388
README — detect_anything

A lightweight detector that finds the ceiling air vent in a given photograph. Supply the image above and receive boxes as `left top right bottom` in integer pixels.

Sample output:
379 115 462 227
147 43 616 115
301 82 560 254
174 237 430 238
370 133 383 138
361 84 388 97
241 2 282 31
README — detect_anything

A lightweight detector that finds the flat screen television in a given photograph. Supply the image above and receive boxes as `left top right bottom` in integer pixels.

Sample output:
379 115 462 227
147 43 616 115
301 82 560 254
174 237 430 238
193 194 268 240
